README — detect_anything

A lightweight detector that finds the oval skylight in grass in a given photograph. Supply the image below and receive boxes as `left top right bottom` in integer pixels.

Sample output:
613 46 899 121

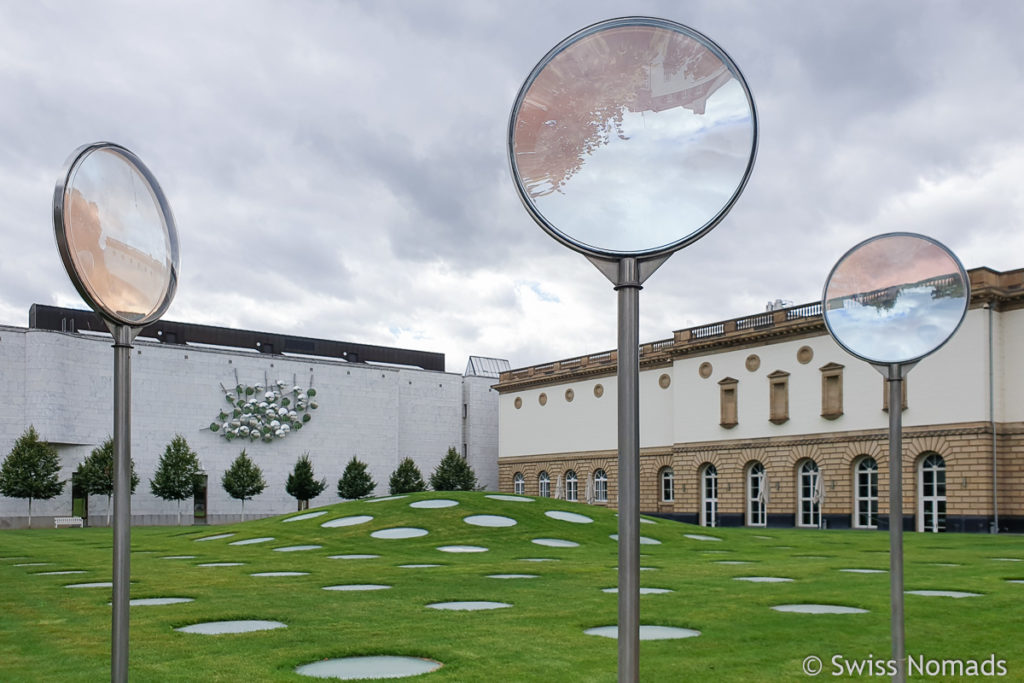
409 499 459 509
584 625 700 640
282 511 328 523
194 533 235 542
14 562 52 567
197 562 245 567
685 534 722 542
372 527 428 539
366 495 407 503
532 538 579 548
328 554 380 560
65 581 113 589
125 598 194 606
463 515 517 527
437 545 488 553
295 656 442 680
931 563 961 567
906 590 981 598
273 545 322 552
715 561 752 565
992 557 1022 562
486 494 533 503
734 577 794 583
321 515 373 528
176 620 286 635
400 564 442 568
1007 580 1024 584
34 570 87 575
251 571 309 577
601 587 673 594
840 569 887 574
616 513 656 524
161 555 196 560
545 510 593 524
609 534 661 545
772 604 867 614
323 584 391 591
521 558 559 562
229 537 275 546
488 574 538 579
427 601 511 611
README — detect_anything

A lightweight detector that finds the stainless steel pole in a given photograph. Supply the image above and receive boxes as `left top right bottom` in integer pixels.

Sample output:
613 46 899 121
616 257 641 683
112 324 133 683
887 364 905 683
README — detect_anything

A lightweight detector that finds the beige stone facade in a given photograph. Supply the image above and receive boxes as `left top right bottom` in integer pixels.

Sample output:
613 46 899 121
496 267 1024 533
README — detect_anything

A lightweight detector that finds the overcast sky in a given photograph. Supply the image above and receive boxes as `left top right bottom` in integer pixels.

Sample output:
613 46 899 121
2 1 1022 373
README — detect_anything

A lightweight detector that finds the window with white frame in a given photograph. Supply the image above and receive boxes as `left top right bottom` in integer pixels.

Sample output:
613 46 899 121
565 470 578 502
594 469 608 502
918 453 946 532
854 457 878 529
538 471 550 498
747 462 766 527
700 464 718 527
660 467 674 502
513 472 524 496
797 460 821 528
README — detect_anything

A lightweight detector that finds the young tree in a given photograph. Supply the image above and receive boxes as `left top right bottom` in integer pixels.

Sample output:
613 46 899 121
0 426 64 528
150 434 202 525
389 457 426 495
76 437 140 526
429 447 478 492
221 450 266 521
286 453 327 510
337 456 375 499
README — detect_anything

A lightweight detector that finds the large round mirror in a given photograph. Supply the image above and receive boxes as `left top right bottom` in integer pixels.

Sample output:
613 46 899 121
54 143 179 327
508 16 757 258
822 233 969 365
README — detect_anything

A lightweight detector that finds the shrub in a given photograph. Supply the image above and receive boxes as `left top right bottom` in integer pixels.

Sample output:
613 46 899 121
389 457 426 494
337 456 375 499
429 447 477 492
286 453 327 510
221 449 266 521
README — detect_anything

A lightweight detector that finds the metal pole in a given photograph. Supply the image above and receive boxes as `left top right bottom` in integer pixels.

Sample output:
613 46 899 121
112 324 133 683
616 257 641 683
887 364 905 683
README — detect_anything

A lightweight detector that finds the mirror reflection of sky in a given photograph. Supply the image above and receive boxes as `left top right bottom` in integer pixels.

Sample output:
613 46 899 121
531 80 753 253
825 284 967 364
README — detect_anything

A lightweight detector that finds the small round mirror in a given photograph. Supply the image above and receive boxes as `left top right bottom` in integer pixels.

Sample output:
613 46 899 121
822 233 969 365
508 16 757 258
53 143 179 327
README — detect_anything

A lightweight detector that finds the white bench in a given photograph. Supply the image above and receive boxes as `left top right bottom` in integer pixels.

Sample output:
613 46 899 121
54 516 84 528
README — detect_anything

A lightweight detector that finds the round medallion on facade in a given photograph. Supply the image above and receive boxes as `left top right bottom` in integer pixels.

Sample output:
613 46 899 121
745 354 760 372
797 346 814 364
514 397 522 410
594 384 604 398
658 374 671 389
698 362 713 379
538 393 547 406
565 388 574 402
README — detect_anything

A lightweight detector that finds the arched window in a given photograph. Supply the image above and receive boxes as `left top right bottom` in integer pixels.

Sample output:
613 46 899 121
594 469 608 502
513 472 525 496
565 470 578 502
918 453 946 532
538 471 550 498
797 460 821 528
854 457 878 529
746 462 766 527
660 467 675 502
700 464 717 527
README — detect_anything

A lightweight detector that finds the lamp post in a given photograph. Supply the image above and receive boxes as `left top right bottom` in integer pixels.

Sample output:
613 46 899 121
822 232 969 683
53 142 180 683
508 17 757 682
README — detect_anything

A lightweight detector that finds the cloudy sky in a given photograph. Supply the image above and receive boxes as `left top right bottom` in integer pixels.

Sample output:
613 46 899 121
2 1 1022 373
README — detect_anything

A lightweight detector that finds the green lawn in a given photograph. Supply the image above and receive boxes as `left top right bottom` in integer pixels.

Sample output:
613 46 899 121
1 491 1022 681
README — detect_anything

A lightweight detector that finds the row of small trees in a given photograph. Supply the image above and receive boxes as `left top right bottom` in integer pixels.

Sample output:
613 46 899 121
0 427 478 526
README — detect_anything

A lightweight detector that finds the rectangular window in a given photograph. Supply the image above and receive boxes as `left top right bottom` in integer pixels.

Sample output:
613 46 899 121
768 370 789 424
719 377 738 428
820 363 844 419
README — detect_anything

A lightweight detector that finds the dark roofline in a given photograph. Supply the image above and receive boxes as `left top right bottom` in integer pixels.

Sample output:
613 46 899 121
28 304 445 372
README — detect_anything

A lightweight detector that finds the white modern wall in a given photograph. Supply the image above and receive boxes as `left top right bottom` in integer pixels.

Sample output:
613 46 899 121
0 325 498 527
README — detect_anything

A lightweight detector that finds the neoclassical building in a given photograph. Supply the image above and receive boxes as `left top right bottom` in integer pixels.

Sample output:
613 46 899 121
496 267 1024 533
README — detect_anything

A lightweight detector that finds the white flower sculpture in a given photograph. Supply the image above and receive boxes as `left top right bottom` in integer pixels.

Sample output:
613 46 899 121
209 381 317 443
